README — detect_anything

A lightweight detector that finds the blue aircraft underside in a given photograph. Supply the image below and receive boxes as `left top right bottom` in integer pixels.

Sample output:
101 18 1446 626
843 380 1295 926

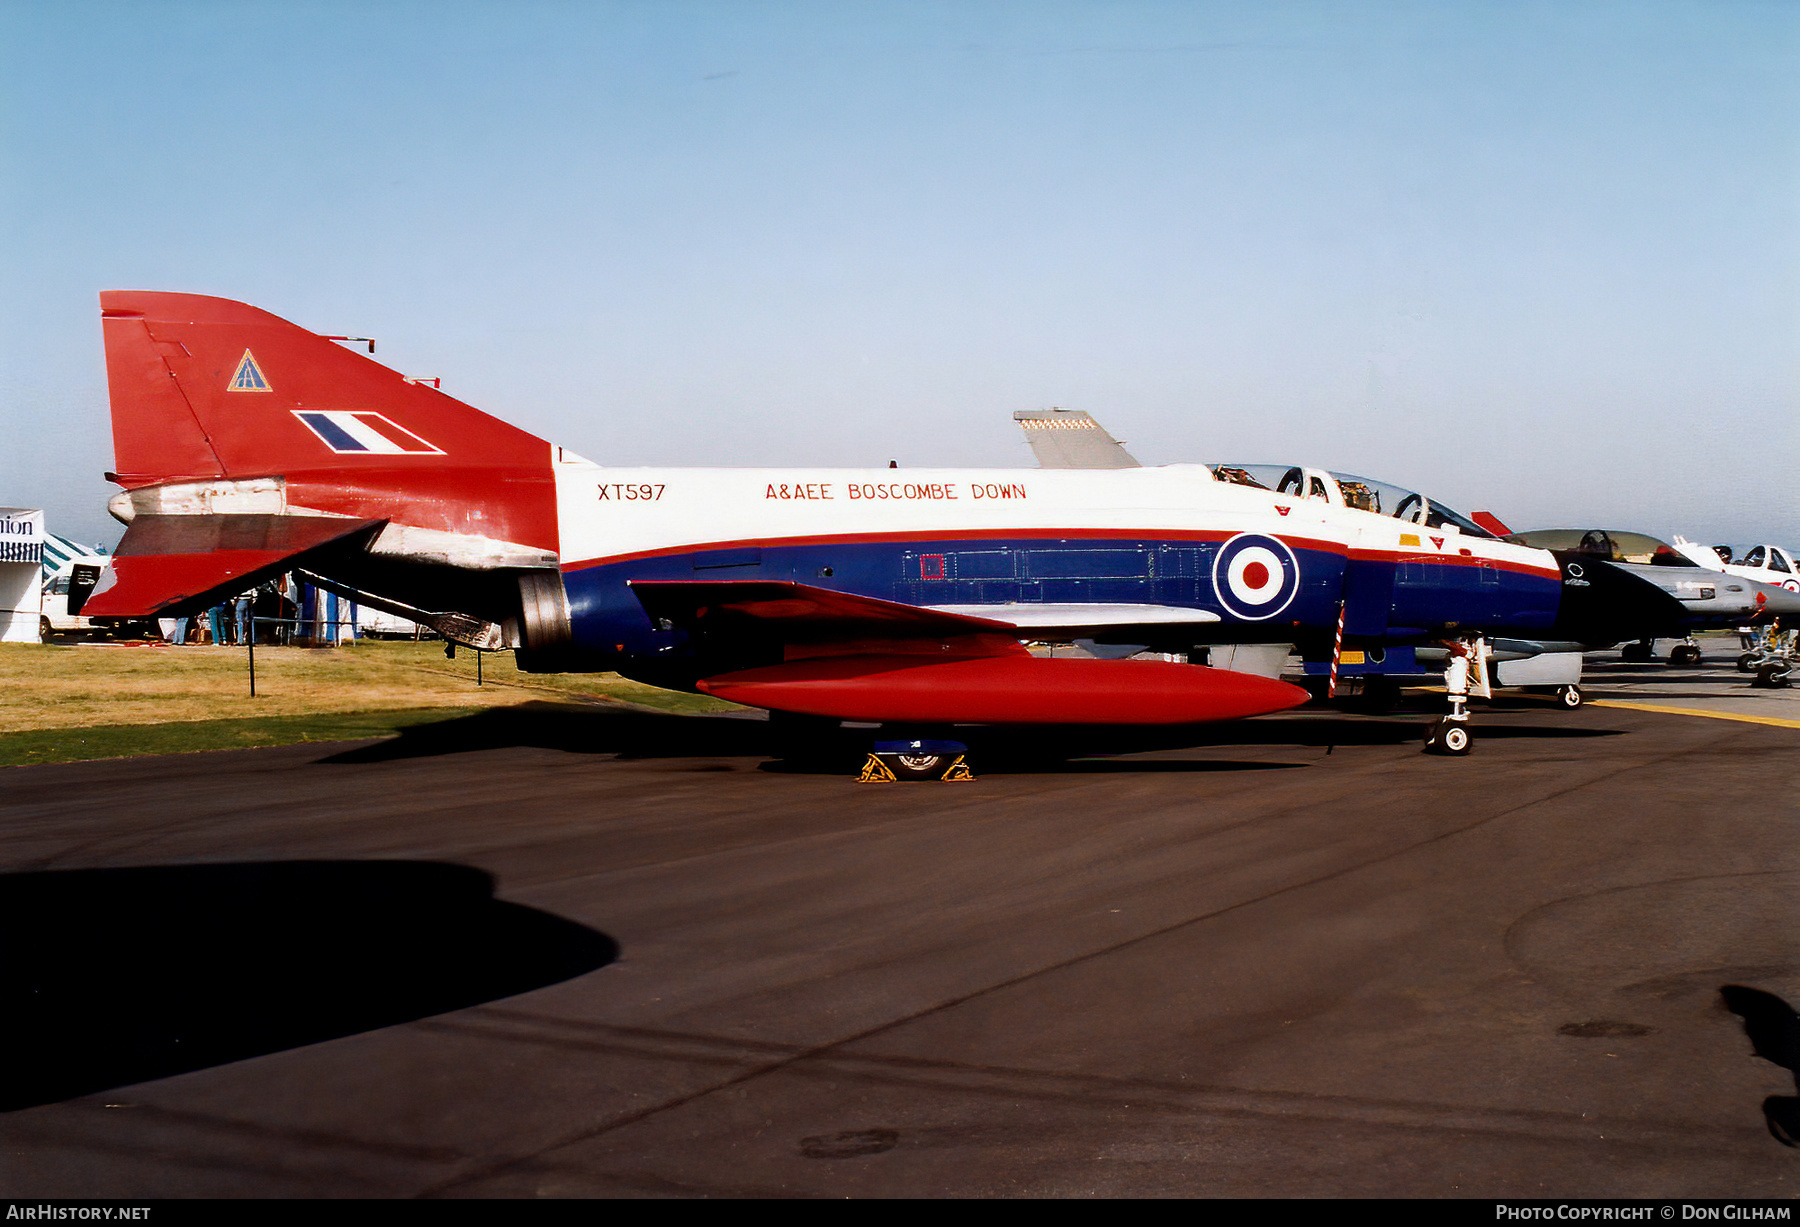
559 536 1563 667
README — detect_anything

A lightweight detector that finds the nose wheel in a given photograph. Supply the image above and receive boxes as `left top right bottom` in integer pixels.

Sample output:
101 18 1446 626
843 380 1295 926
1422 637 1490 757
1423 719 1472 756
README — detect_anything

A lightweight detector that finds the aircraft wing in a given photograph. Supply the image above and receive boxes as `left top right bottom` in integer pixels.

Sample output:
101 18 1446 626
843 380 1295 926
628 580 1304 724
1013 409 1140 469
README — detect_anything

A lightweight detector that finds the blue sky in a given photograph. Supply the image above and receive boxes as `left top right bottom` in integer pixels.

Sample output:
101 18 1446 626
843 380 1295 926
3 0 1795 548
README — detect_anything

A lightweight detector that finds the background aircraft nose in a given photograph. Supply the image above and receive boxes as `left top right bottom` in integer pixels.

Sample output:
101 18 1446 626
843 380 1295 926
1752 582 1800 616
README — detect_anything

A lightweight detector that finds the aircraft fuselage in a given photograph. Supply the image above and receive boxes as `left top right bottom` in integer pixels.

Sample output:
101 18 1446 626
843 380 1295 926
549 460 1564 678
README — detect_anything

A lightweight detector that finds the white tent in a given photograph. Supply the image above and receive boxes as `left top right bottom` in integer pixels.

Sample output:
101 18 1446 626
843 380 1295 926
0 508 44 643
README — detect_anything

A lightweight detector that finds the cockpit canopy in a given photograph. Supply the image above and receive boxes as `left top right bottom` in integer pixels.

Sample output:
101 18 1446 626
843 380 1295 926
1209 464 1496 538
1505 528 1698 568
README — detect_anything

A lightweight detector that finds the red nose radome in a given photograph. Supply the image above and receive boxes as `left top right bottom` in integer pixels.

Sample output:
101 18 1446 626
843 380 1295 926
697 655 1310 725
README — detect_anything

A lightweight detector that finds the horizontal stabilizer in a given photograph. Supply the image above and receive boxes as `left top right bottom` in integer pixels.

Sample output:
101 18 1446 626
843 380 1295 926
629 580 1018 641
83 515 380 617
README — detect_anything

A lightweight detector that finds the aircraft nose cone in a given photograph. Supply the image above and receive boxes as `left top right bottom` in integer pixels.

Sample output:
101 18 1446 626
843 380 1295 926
1547 551 1688 645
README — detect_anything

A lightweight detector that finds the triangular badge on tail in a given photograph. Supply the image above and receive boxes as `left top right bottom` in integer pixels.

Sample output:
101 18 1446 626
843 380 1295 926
228 349 271 392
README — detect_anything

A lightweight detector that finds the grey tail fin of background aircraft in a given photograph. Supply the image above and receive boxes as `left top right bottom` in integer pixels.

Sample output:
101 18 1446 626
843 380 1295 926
1013 409 1140 469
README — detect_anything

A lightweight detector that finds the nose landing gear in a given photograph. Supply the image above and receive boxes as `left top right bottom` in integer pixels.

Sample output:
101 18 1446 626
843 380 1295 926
1423 637 1491 757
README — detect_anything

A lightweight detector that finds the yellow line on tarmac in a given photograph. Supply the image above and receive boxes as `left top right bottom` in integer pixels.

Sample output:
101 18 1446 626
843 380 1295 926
1588 699 1800 730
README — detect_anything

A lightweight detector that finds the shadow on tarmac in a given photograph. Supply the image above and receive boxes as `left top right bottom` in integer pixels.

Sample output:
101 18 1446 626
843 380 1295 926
0 861 616 1111
1721 985 1800 1147
317 700 1624 775
323 702 772 764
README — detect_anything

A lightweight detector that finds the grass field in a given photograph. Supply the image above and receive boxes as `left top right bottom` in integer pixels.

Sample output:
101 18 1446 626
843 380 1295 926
0 639 744 767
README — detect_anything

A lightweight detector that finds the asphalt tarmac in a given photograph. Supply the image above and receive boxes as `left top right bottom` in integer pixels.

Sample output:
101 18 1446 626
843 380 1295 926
1 658 1796 1198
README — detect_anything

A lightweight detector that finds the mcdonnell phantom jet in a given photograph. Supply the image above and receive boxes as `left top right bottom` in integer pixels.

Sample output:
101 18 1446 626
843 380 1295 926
84 293 1686 763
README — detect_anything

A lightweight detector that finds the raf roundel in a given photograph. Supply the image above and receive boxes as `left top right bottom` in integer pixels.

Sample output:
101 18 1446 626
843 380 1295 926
1212 533 1301 621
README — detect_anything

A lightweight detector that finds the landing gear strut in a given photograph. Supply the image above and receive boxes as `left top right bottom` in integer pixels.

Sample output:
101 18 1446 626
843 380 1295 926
1423 637 1490 757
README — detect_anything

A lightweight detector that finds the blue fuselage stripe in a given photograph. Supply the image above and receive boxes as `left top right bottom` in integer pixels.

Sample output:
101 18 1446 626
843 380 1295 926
558 536 1562 664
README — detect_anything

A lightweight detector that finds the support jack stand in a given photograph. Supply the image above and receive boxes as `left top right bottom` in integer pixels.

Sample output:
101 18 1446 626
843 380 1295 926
856 739 976 782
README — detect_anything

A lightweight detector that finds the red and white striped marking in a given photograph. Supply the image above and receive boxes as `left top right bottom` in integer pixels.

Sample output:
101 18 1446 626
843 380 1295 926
1328 602 1346 698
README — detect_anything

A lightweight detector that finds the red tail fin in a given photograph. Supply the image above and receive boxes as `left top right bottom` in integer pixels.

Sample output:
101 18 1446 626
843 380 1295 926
101 291 552 489
100 291 558 551
88 293 562 618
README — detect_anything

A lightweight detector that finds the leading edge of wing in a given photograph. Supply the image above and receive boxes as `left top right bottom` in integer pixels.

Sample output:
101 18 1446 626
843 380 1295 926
927 602 1221 636
626 580 1018 641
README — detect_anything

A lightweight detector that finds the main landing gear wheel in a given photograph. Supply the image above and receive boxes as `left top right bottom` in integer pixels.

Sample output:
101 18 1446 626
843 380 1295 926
1670 644 1702 666
859 736 977 782
1424 720 1472 756
1621 641 1653 662
891 753 950 780
1738 653 1758 673
1557 684 1583 709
